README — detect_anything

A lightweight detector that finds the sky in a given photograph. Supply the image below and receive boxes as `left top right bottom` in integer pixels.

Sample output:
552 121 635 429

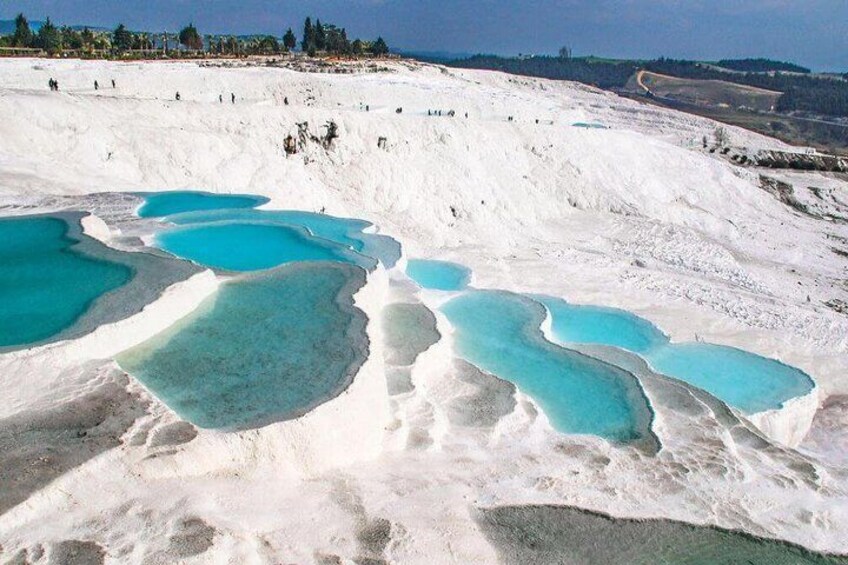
1 0 846 71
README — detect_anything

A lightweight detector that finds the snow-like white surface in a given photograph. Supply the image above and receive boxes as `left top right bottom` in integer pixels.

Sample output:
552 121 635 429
0 57 847 562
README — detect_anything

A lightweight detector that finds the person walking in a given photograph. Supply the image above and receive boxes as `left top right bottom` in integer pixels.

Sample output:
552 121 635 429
112 79 116 88
231 93 235 104
94 80 99 90
176 91 181 101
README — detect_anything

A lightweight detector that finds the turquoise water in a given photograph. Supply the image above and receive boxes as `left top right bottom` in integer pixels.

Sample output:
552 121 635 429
165 208 402 268
136 191 269 218
406 259 472 291
117 263 368 430
155 221 376 272
0 216 133 348
441 291 652 442
538 295 814 413
137 192 401 269
536 296 667 355
647 343 814 414
572 122 608 129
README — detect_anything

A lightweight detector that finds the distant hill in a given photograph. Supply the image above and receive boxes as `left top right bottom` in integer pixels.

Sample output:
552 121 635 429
627 70 782 112
715 58 811 74
395 49 475 63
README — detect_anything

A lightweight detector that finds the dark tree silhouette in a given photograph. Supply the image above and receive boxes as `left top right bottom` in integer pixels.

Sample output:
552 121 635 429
178 23 203 51
283 28 296 51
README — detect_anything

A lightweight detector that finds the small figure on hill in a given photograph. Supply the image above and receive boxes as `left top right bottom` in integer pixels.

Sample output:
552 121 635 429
94 80 99 90
465 112 468 118
284 96 289 105
54 80 59 91
366 105 369 111
231 93 235 104
175 91 181 101
395 107 402 114
219 94 223 103
112 79 116 88
48 78 55 91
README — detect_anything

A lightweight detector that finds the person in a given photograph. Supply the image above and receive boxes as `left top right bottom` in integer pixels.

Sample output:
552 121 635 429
176 91 181 101
48 78 54 91
284 96 289 105
94 80 99 90
54 79 59 91
231 93 235 104
219 94 223 103
112 79 116 88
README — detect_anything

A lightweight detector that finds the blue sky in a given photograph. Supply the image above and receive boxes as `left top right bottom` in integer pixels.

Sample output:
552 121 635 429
2 0 845 70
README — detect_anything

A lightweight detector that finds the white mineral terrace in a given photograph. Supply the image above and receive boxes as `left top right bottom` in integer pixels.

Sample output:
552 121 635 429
0 57 846 563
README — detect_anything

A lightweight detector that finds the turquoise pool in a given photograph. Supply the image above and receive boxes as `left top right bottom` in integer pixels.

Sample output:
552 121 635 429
0 215 133 348
136 191 269 218
155 221 377 272
117 263 368 430
406 259 472 291
572 122 608 129
140 192 401 269
441 291 654 442
537 295 815 413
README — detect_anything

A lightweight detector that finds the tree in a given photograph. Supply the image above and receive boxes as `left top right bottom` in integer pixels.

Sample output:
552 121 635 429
179 23 203 51
112 24 133 52
371 36 389 56
283 28 296 51
61 26 83 50
36 18 62 54
558 46 572 59
225 36 239 55
12 13 33 47
314 19 326 51
351 38 364 56
301 17 314 52
257 35 279 54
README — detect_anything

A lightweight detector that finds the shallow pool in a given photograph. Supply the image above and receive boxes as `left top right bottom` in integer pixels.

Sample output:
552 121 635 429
155 221 376 272
165 208 401 269
478 505 848 565
538 295 814 413
536 296 667 355
117 263 368 430
136 190 269 218
406 259 472 291
572 122 608 129
647 343 814 414
0 215 133 348
441 291 654 442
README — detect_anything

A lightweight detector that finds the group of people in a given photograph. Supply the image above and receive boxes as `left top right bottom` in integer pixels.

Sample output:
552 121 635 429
93 79 116 91
427 109 464 118
48 78 117 92
177 92 237 103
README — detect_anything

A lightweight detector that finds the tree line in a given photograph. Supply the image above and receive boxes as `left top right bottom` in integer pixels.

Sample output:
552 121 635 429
0 13 390 58
715 58 811 74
